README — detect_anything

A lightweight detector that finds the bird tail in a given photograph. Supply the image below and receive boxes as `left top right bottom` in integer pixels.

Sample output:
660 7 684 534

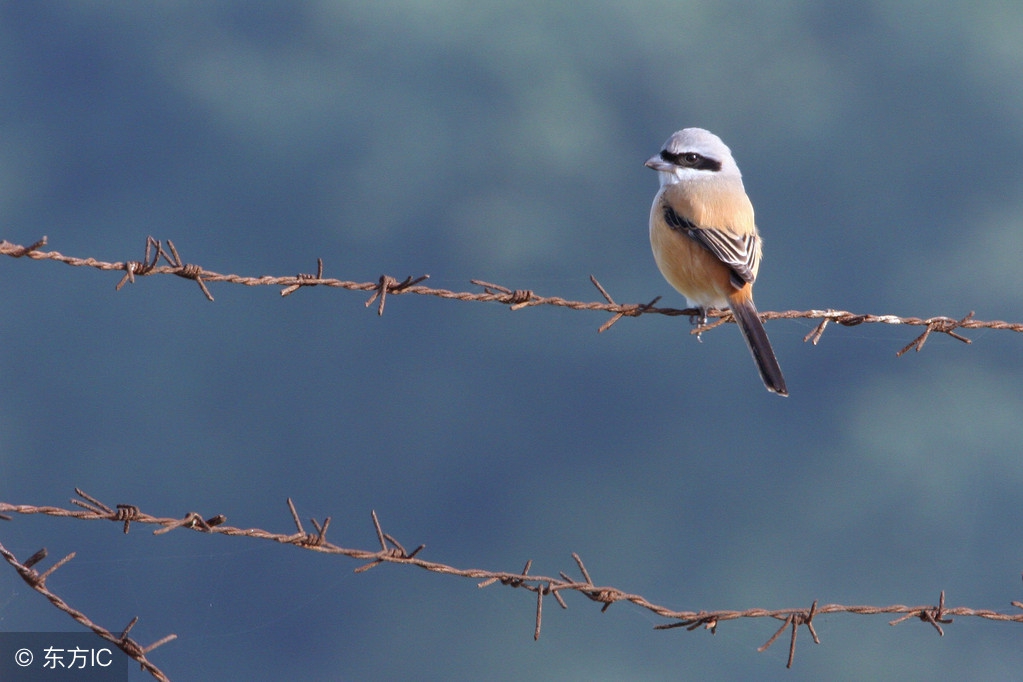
729 296 788 396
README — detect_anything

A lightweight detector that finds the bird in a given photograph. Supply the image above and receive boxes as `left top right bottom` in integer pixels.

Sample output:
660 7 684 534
645 128 787 396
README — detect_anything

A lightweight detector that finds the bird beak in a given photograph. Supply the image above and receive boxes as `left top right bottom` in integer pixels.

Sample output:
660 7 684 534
644 155 673 172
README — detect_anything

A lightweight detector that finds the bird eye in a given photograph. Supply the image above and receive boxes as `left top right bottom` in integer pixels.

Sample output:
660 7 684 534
683 152 701 165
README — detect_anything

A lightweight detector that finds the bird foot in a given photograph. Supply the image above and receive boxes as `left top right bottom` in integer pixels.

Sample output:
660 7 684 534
688 307 708 343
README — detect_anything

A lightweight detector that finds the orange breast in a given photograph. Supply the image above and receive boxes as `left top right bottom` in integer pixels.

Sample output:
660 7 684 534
649 213 735 308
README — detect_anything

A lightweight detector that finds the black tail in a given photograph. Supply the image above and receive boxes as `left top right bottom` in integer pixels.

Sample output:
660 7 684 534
730 298 788 396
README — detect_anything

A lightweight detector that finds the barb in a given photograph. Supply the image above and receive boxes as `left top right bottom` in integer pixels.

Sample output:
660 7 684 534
888 590 954 635
2 237 1021 354
4 491 1023 670
280 258 324 297
161 239 214 301
115 235 161 291
755 600 820 668
0 539 175 681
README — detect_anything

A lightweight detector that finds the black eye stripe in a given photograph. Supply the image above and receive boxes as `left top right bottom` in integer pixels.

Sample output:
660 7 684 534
658 149 682 164
659 150 722 172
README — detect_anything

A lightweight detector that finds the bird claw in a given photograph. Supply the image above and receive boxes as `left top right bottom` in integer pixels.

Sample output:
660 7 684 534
689 308 708 342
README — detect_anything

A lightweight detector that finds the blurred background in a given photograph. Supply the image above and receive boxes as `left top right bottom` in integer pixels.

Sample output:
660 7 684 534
2 2 1022 680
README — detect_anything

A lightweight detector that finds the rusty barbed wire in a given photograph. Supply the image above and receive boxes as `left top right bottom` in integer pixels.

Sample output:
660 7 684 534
3 236 1022 354
3 490 1023 672
0 536 176 681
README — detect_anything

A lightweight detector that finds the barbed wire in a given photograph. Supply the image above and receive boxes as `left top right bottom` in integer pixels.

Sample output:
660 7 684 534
0 534 176 681
3 490 1023 675
3 236 1021 355
5 237 1023 676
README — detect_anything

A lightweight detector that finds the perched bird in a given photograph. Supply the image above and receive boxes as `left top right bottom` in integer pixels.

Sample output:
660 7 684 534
645 128 787 396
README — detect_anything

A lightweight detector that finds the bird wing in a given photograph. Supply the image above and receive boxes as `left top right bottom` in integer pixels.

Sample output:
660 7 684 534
663 205 760 289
